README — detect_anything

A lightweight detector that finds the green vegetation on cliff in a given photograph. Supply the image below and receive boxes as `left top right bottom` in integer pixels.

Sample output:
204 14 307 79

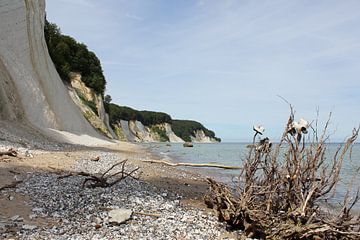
44 20 106 95
107 102 221 142
150 125 170 142
108 103 172 126
172 120 221 142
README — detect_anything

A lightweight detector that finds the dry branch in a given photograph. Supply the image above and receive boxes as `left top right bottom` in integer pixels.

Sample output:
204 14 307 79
0 180 23 191
0 148 18 157
58 159 139 188
141 159 241 170
134 211 161 218
205 110 360 239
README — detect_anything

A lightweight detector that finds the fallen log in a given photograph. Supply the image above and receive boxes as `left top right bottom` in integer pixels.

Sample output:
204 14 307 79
0 148 18 157
141 160 241 170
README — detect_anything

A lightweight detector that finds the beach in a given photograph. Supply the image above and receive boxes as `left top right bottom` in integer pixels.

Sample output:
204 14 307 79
0 137 240 239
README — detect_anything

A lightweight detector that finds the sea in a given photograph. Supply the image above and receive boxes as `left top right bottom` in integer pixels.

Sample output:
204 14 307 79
145 142 360 212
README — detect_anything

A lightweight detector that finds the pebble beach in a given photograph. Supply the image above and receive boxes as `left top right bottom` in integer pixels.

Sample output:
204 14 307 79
0 125 238 240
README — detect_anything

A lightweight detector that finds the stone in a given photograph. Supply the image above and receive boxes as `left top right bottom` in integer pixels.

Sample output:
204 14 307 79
108 209 132 225
10 215 20 221
22 224 37 231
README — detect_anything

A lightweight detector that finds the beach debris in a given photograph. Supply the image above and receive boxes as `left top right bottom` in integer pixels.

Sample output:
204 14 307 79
133 211 161 218
0 180 23 192
288 118 309 142
253 125 265 135
58 159 139 188
22 224 37 231
141 159 241 170
0 148 18 157
183 142 194 147
108 209 133 225
10 215 21 221
25 150 33 158
91 156 100 162
255 137 272 153
205 111 360 239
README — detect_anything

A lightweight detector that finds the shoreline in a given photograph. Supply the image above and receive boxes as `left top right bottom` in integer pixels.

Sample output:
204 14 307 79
0 140 239 239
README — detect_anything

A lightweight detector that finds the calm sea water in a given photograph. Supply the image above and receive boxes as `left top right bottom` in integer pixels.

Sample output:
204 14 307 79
145 142 360 211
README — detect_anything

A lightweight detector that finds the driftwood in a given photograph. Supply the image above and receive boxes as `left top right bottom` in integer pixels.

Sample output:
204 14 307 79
0 148 18 157
0 180 23 191
205 109 360 239
58 159 139 188
134 211 161 218
141 159 241 170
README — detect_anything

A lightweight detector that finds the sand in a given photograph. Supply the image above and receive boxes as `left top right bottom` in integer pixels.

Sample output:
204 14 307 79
0 141 211 226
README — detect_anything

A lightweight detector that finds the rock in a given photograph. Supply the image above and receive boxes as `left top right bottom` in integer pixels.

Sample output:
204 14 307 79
10 215 20 221
22 224 37 231
8 195 14 201
108 209 132 224
183 142 194 147
25 150 33 158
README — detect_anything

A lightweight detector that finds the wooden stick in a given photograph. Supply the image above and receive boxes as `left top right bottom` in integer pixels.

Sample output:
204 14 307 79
134 211 161 218
0 180 23 191
0 148 18 157
141 160 242 170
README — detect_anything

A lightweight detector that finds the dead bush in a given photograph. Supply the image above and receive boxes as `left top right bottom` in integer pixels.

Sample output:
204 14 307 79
205 109 360 239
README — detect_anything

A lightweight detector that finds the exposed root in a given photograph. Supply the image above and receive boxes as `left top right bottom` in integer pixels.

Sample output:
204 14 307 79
205 110 360 239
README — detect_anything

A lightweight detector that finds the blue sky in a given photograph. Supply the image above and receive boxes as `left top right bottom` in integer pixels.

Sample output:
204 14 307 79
46 0 360 142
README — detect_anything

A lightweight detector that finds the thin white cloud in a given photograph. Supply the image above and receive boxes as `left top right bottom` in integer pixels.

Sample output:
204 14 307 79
46 0 360 141
125 13 143 21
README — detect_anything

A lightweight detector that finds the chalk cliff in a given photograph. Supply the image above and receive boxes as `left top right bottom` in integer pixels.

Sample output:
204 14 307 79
191 130 218 143
113 120 184 143
0 0 109 145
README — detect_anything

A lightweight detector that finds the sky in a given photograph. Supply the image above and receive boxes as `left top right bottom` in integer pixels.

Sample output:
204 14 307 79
46 0 360 142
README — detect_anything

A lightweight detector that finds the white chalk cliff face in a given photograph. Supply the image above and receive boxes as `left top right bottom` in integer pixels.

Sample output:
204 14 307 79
113 120 184 143
0 0 107 144
191 130 218 143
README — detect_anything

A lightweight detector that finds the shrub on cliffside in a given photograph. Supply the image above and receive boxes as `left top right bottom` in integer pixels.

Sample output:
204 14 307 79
44 20 106 96
108 103 171 126
172 120 221 142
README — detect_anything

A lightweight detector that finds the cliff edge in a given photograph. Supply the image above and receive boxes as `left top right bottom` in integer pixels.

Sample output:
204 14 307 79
0 0 109 145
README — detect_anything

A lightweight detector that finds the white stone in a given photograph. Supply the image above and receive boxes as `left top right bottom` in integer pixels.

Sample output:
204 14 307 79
108 209 132 224
22 224 37 231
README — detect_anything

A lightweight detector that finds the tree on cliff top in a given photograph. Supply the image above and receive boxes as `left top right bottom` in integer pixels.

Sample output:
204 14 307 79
44 20 106 96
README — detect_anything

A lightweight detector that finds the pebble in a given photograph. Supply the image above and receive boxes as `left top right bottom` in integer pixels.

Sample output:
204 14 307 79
22 225 37 231
0 150 228 239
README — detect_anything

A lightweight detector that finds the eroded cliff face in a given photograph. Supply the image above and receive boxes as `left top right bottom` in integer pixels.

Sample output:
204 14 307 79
191 130 218 143
0 0 108 144
112 120 184 143
68 72 116 139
